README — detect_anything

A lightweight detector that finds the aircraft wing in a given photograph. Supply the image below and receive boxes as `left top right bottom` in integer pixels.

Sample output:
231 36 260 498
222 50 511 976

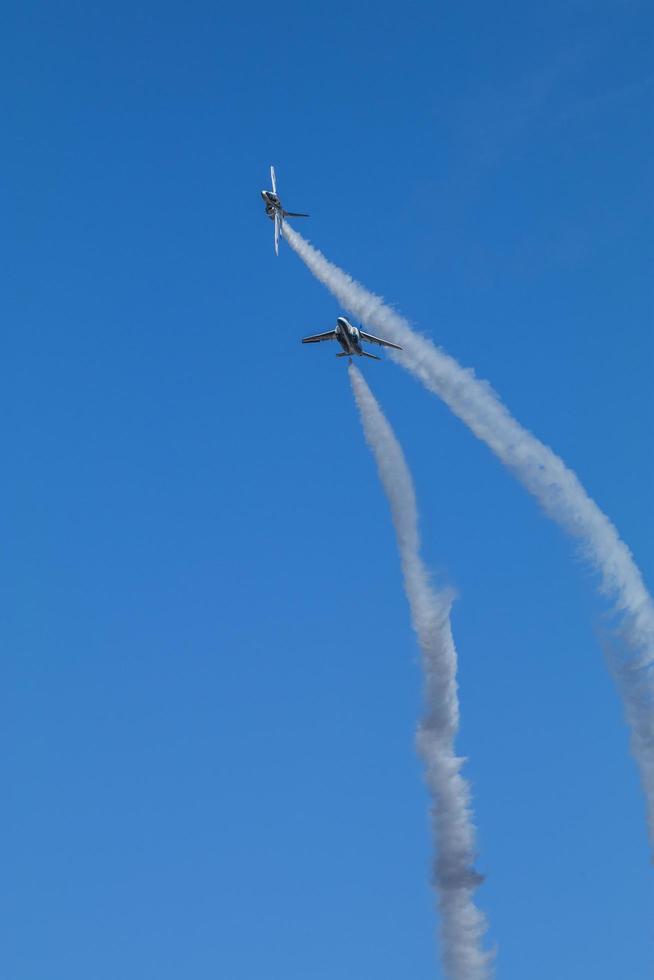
359 331 403 351
274 211 280 256
301 331 337 344
270 165 277 194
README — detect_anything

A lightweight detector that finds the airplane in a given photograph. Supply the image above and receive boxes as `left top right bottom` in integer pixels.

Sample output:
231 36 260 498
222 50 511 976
301 316 403 361
261 165 309 255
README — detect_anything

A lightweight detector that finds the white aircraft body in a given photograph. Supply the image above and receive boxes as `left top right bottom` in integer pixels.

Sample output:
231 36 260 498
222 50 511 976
302 316 403 361
261 165 309 255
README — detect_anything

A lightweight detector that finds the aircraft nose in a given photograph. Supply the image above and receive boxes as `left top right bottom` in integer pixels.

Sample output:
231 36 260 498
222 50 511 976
261 190 267 200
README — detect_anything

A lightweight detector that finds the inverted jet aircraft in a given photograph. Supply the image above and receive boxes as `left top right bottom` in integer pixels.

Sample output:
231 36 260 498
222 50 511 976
302 316 403 361
261 165 309 255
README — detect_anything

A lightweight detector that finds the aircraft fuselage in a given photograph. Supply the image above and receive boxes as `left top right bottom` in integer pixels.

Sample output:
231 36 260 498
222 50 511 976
335 316 364 356
261 190 281 219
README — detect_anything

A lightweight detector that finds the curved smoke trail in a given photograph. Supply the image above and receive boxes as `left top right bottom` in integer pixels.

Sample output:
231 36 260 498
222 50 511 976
284 222 654 852
349 364 492 979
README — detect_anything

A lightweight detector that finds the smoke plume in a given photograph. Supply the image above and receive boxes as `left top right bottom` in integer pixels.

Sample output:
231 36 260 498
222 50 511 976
349 363 493 979
284 222 654 851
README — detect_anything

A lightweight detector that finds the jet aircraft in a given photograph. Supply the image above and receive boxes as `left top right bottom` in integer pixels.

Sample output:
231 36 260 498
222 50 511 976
261 165 309 255
301 316 403 361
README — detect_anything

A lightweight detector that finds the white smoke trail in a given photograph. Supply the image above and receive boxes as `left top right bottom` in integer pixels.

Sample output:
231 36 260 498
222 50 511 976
348 363 492 980
284 222 654 851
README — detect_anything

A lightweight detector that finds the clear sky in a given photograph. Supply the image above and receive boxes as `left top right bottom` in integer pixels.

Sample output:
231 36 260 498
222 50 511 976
2 2 653 978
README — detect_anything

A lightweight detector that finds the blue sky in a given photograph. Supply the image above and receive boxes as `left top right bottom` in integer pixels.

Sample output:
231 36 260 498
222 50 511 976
2 2 653 977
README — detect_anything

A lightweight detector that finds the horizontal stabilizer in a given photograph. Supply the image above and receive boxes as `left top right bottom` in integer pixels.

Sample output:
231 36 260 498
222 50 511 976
361 351 381 361
335 352 350 358
283 211 310 218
